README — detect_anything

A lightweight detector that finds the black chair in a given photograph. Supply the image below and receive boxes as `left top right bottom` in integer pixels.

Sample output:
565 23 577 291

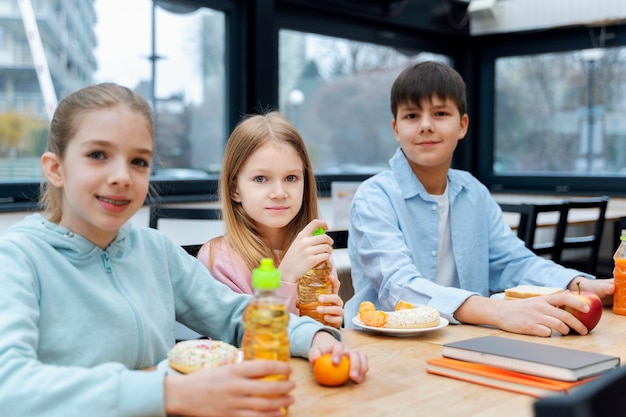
327 229 349 250
534 365 626 417
499 202 536 243
499 201 569 262
148 204 222 257
559 196 609 276
326 229 354 303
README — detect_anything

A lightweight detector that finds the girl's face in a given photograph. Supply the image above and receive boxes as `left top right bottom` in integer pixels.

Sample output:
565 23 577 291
231 141 305 246
42 105 153 248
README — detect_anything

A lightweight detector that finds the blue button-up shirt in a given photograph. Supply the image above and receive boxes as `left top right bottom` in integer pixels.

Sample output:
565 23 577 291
345 148 589 325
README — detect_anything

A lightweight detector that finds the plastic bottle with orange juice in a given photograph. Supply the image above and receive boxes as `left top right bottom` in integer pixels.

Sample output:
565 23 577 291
242 258 290 414
613 230 626 315
298 227 333 325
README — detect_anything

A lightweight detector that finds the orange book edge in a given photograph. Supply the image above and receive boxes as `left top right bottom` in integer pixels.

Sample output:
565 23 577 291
426 357 596 398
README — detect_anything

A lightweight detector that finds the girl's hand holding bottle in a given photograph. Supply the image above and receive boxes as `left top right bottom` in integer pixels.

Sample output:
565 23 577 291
279 220 345 328
314 274 344 328
278 219 334 284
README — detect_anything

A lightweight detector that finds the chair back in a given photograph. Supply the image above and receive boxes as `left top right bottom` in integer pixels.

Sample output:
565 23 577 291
327 229 349 249
526 202 570 262
499 202 536 243
499 201 569 262
326 229 354 303
560 196 608 276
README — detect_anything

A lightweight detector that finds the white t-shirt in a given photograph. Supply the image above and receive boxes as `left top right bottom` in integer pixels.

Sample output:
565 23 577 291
431 185 459 288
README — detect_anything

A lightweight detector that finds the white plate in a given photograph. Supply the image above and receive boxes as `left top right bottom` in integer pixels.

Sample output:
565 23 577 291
351 316 449 336
490 292 505 300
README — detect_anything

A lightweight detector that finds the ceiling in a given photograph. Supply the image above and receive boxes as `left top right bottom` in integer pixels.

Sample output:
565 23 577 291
282 0 471 36
283 0 626 38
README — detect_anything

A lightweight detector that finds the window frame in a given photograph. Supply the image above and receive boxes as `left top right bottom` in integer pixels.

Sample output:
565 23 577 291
473 23 626 196
0 0 472 212
1 0 241 212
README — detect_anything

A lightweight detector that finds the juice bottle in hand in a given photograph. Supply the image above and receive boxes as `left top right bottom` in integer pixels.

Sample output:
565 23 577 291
242 258 290 414
297 227 333 325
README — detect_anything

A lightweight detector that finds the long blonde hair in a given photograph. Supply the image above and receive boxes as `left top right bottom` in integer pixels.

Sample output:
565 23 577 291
214 111 319 270
40 83 153 223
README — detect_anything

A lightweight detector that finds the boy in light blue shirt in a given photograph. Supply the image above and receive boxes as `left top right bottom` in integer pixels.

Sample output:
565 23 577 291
345 61 613 336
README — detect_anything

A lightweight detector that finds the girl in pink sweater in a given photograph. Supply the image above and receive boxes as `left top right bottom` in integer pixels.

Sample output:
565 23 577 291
197 111 344 328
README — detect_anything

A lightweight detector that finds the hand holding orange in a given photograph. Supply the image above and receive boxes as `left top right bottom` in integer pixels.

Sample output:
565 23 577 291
313 353 351 387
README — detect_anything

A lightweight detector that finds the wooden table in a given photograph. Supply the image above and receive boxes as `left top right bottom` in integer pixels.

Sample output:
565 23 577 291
287 308 626 417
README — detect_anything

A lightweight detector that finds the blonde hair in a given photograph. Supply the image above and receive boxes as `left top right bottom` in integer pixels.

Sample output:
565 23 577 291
214 111 318 270
40 83 153 223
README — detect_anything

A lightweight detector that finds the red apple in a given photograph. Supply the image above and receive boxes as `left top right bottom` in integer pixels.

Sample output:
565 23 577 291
562 283 603 334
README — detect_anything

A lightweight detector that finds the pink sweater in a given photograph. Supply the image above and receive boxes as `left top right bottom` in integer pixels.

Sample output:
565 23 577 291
197 237 299 314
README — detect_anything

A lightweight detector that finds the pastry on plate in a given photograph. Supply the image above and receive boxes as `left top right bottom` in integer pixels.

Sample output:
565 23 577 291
168 339 239 374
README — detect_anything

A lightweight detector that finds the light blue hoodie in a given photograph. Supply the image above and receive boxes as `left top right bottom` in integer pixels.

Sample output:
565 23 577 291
0 214 335 417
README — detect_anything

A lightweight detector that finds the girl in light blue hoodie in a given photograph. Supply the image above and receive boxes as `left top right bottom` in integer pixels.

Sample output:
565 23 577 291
0 83 368 417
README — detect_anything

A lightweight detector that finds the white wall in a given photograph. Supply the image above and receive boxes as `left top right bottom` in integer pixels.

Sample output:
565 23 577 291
471 0 626 36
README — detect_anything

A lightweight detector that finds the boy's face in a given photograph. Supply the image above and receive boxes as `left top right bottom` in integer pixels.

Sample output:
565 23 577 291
392 95 468 176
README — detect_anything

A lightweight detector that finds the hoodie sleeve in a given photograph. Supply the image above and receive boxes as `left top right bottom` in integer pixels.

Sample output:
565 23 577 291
171 237 340 357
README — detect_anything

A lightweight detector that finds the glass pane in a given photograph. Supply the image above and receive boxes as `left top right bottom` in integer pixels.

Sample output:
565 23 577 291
279 30 450 174
0 0 225 181
494 47 626 176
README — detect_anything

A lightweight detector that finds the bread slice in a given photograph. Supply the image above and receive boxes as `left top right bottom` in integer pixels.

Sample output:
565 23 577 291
504 285 564 300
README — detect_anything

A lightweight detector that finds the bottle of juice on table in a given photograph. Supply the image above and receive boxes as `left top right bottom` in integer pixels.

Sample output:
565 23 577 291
242 258 290 414
298 227 333 326
613 230 626 315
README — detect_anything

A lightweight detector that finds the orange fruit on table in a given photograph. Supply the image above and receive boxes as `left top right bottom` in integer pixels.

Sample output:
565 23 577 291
395 300 414 310
313 353 351 387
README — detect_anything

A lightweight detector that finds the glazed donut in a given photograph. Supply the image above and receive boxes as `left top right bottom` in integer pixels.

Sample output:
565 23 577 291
168 339 239 374
384 306 440 329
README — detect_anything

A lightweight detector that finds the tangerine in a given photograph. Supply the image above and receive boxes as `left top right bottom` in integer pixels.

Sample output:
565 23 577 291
395 300 414 310
312 353 351 387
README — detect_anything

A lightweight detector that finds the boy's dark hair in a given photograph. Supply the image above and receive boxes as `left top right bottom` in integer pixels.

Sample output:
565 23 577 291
390 61 467 119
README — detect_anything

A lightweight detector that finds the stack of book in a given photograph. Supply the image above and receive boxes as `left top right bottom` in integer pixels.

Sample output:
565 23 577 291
426 336 620 398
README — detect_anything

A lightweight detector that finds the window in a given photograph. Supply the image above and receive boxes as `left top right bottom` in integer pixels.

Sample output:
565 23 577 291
278 30 450 175
477 24 626 194
0 0 225 184
494 48 626 177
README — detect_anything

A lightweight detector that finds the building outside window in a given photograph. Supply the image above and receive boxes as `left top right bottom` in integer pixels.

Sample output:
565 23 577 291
0 0 225 182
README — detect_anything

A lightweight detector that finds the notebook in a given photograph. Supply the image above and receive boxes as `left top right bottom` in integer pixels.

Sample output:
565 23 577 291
426 357 597 398
442 336 620 381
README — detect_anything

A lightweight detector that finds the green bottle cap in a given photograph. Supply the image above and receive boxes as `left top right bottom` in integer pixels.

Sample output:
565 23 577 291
313 227 326 236
252 258 281 290
621 229 626 241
